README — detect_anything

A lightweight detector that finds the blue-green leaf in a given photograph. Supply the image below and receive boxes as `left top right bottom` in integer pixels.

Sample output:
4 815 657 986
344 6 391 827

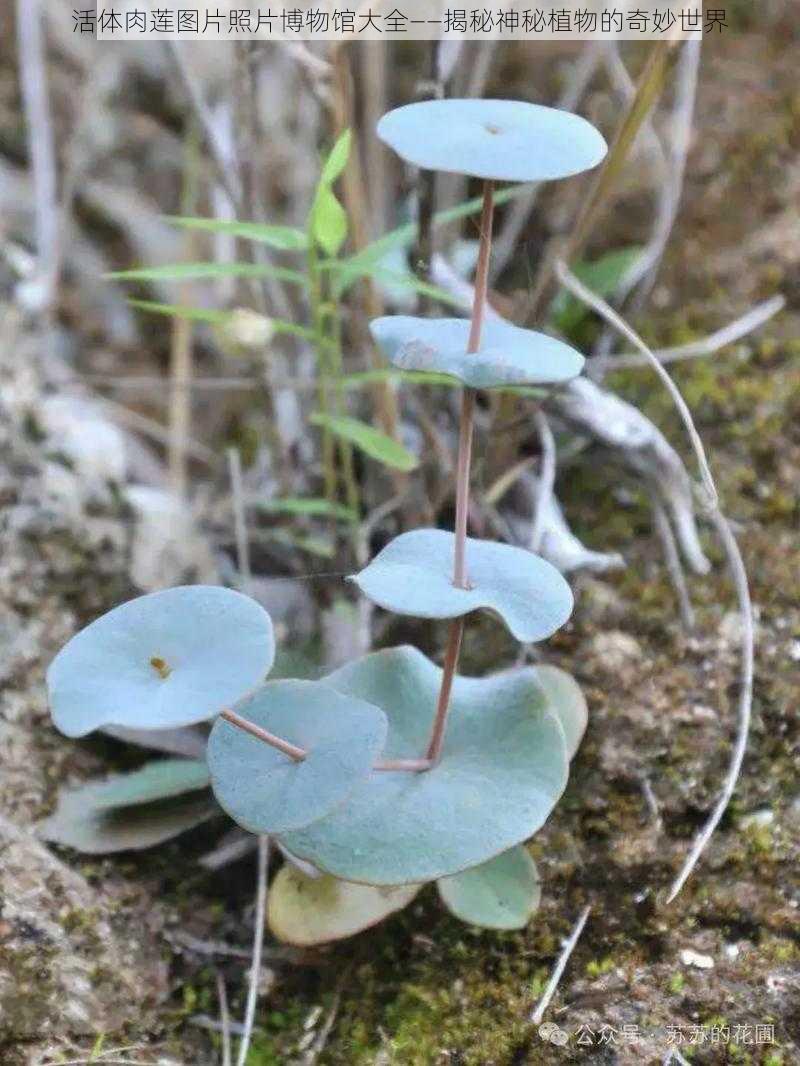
536 665 588 761
378 99 607 182
268 865 419 945
310 413 418 472
351 529 573 644
208 680 388 834
371 315 585 388
279 647 569 884
38 790 215 854
71 759 210 811
165 216 308 251
437 846 540 930
47 586 275 738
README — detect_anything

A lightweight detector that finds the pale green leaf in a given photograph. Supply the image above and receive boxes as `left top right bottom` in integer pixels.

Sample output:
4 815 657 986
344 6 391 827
551 247 644 335
256 497 356 522
312 186 348 257
320 128 352 185
107 262 305 285
310 414 418 472
165 216 308 251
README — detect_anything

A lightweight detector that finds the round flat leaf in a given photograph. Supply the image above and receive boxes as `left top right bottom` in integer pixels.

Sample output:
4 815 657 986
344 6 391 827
351 529 573 643
377 99 607 182
47 586 275 738
437 846 541 930
38 792 215 855
279 647 568 885
370 316 584 389
208 680 388 834
536 665 588 760
268 864 420 946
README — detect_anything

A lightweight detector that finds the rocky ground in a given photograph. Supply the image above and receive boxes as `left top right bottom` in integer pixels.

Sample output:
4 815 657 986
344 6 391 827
1 21 799 1066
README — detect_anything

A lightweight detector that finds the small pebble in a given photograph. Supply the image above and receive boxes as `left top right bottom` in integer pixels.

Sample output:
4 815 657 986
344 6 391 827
680 948 714 969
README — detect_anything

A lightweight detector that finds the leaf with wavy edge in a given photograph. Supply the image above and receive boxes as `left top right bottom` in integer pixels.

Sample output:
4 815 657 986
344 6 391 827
351 529 573 643
268 865 420 945
47 586 275 738
437 846 541 930
370 316 584 389
38 792 215 854
48 588 274 738
208 680 388 834
377 99 607 182
279 646 568 885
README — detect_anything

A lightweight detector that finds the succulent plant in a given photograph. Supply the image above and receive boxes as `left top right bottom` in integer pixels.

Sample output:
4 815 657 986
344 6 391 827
46 98 605 942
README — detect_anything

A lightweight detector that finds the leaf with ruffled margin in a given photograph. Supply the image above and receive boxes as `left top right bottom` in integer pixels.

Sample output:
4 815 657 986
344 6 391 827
437 846 541 930
279 646 568 885
268 865 420 946
377 98 607 183
38 759 214 854
47 586 275 738
536 665 588 761
351 529 573 644
208 680 388 834
370 316 584 389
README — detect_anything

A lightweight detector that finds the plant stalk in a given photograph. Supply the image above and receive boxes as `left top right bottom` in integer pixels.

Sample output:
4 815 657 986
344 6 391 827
425 180 494 765
307 237 338 505
220 708 431 773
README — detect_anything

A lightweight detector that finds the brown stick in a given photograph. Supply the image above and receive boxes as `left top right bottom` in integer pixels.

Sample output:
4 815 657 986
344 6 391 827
220 708 431 773
425 180 495 764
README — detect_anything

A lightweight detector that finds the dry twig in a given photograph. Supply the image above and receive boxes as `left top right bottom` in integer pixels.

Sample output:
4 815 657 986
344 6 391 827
529 906 591 1024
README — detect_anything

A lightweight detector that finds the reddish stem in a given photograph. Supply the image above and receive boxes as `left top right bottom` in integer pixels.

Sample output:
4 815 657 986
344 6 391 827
221 708 306 761
425 618 465 762
425 180 495 766
220 709 431 773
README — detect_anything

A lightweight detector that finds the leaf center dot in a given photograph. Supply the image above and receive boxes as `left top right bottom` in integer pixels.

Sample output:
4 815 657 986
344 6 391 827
150 656 171 680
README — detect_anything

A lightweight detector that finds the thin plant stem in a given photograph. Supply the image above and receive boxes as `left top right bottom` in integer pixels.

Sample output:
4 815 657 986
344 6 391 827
221 708 306 761
425 620 464 762
329 287 363 560
220 708 430 773
425 180 495 766
307 237 337 505
235 835 269 1066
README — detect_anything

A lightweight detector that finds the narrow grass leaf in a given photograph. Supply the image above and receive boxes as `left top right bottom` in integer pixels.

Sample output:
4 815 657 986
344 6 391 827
310 413 418 472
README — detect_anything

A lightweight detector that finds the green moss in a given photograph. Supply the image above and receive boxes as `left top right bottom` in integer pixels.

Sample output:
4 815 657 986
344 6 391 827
668 973 685 994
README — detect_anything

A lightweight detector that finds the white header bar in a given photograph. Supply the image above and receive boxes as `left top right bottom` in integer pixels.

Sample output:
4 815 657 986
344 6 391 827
83 3 717 41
